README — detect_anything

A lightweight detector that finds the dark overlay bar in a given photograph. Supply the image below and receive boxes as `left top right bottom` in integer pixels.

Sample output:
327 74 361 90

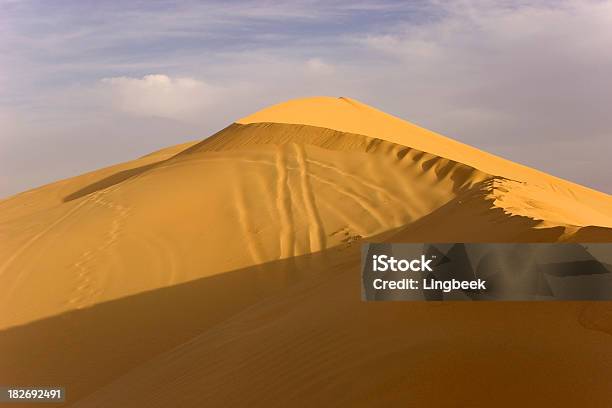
361 243 612 301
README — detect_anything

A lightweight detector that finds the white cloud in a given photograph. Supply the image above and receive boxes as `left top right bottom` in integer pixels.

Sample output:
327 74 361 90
306 58 335 75
99 74 215 122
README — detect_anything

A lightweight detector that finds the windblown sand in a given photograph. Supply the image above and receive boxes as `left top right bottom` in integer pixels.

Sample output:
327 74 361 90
1 97 611 407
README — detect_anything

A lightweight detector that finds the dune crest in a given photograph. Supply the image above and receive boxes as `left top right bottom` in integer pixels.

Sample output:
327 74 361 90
1 97 611 406
238 96 612 218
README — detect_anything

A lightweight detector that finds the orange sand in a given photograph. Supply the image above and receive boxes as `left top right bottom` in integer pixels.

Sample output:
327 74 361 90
1 97 611 407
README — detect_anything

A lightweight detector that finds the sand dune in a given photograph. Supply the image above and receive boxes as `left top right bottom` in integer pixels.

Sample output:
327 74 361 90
1 96 611 407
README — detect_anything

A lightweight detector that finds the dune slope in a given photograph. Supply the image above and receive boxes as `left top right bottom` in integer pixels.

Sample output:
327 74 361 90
1 96 611 407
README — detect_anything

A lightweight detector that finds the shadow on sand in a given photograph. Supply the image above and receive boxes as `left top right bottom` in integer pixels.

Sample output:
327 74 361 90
0 245 354 406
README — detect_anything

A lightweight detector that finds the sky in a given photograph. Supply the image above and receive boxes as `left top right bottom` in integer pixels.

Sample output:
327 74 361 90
1 0 612 197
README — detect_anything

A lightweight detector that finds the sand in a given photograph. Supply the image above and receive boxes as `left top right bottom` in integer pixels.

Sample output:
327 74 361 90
1 96 611 407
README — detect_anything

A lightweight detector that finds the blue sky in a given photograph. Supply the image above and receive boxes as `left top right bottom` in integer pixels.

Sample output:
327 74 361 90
2 0 612 196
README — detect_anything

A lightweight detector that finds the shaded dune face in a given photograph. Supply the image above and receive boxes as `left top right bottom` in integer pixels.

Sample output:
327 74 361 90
1 97 611 407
